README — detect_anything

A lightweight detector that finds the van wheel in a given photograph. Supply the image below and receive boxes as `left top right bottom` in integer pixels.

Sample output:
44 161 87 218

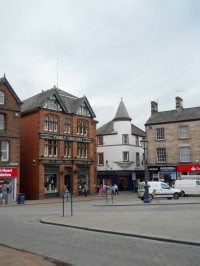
173 192 179 199
181 191 185 197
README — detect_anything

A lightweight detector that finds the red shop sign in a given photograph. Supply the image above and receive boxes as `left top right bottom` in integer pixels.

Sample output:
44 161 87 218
0 168 18 178
177 165 200 172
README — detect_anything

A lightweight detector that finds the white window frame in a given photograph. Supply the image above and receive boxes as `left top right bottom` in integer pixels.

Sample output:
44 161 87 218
64 118 71 134
156 128 165 140
0 91 5 104
156 148 166 163
1 141 9 161
123 151 129 162
179 126 189 139
98 136 103 145
180 146 191 162
77 142 88 158
64 141 71 157
44 140 58 157
122 134 129 144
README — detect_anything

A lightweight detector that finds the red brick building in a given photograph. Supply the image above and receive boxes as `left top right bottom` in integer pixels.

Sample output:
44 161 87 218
0 75 22 202
20 86 97 199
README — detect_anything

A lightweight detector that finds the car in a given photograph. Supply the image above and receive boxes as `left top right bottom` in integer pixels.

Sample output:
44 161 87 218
137 181 182 200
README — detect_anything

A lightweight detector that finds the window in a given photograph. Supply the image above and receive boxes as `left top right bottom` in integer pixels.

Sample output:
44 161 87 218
44 115 58 132
156 148 166 163
43 95 62 111
78 104 90 116
0 114 5 131
77 142 88 158
180 146 191 162
44 174 58 193
136 152 140 166
179 126 189 139
64 141 71 157
44 140 58 157
98 153 104 165
77 121 88 135
64 118 71 134
123 151 129 161
0 91 5 104
156 128 165 140
98 136 103 145
136 136 139 146
1 141 9 161
122 134 129 144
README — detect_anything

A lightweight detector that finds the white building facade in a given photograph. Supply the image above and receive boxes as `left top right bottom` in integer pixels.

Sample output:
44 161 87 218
97 99 145 192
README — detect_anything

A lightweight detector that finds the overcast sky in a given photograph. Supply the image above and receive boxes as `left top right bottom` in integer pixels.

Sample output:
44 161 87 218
1 0 200 130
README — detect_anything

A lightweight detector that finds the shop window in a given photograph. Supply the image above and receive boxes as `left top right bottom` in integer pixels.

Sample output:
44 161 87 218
77 142 88 158
156 128 165 140
1 141 9 162
44 140 58 157
156 148 166 163
44 115 58 132
64 118 71 134
179 126 189 139
0 114 5 131
77 120 88 135
0 91 5 105
122 134 129 144
44 174 58 193
64 141 71 157
98 153 104 165
180 146 191 162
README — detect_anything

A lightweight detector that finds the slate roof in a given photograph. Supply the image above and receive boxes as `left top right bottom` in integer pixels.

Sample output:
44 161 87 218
97 99 145 137
145 107 200 125
113 98 132 121
21 87 96 118
0 76 22 104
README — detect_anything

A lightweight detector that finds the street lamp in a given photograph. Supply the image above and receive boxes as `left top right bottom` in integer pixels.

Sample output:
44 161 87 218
140 136 150 203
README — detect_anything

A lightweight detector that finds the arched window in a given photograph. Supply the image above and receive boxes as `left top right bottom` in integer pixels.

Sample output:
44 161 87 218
0 91 5 104
44 115 58 132
77 120 88 135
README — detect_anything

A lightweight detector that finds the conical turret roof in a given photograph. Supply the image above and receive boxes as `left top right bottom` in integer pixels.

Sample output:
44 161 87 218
113 98 132 122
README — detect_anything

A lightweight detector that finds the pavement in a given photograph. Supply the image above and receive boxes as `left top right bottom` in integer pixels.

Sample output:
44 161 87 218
1 192 200 265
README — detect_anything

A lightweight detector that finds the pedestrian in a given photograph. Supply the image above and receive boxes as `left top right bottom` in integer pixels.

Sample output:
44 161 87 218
114 184 119 195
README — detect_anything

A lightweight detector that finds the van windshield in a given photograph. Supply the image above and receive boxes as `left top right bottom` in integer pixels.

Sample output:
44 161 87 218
138 183 144 190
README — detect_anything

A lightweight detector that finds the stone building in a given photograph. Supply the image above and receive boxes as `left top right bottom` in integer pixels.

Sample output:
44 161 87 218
97 99 145 192
0 75 22 201
145 97 200 186
20 86 97 199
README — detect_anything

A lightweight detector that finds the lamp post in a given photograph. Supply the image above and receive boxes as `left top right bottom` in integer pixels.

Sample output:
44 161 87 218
140 136 150 203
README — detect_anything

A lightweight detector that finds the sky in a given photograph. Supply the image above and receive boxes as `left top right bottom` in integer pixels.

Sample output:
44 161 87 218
1 0 200 130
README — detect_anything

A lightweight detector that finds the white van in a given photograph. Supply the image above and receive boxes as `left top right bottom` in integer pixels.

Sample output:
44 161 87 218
137 181 181 200
174 179 200 196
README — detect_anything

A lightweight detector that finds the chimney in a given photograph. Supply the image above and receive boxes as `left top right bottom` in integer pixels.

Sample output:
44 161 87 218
151 101 158 114
176 97 183 112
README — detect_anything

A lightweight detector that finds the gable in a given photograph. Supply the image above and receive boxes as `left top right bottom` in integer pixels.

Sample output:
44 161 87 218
43 94 63 112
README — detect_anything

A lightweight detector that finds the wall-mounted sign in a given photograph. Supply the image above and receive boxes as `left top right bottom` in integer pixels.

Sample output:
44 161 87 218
177 164 200 172
40 133 93 143
0 168 18 178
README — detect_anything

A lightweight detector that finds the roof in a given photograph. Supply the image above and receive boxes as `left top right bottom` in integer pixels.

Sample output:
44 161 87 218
0 76 22 104
113 98 132 122
145 107 200 125
97 120 145 137
21 86 96 118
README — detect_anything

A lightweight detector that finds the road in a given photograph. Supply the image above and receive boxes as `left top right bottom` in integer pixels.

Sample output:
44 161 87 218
0 198 200 266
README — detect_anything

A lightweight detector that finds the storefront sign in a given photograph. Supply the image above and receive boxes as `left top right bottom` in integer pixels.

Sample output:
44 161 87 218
0 168 17 178
177 164 200 172
40 133 93 143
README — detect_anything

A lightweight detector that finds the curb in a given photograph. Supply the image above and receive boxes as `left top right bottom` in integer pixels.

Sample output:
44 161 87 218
40 218 200 247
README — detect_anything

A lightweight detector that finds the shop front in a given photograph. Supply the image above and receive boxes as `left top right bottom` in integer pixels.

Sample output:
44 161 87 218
0 167 18 202
148 166 176 187
177 164 200 178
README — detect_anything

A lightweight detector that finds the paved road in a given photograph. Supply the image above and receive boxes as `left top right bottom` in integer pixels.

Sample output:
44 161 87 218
1 194 200 265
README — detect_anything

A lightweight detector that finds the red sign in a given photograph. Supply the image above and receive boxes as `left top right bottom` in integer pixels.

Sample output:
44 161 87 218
0 168 18 178
177 165 200 172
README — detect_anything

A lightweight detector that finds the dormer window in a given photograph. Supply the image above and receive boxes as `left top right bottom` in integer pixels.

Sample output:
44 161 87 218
78 104 90 116
0 91 5 105
43 95 62 111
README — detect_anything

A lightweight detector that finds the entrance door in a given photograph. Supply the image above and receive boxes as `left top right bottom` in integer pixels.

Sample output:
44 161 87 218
119 176 128 191
64 174 71 193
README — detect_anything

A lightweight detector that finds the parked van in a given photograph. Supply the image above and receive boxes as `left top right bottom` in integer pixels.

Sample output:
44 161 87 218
137 181 181 200
174 179 200 196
